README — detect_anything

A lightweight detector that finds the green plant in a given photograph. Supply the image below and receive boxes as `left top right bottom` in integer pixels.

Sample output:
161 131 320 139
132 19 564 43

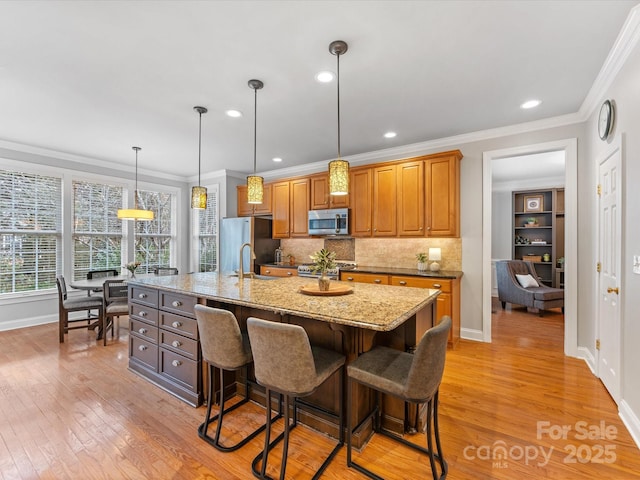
309 248 336 275
416 252 428 263
527 217 537 224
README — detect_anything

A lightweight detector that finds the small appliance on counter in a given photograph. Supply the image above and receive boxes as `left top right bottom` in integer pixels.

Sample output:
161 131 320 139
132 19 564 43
274 246 284 265
219 217 280 275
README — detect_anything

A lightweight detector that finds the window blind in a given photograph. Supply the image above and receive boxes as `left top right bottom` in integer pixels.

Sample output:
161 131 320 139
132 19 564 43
198 189 218 272
135 190 174 273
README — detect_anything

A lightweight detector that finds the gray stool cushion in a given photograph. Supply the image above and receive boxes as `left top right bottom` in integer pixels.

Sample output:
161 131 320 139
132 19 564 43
195 305 252 370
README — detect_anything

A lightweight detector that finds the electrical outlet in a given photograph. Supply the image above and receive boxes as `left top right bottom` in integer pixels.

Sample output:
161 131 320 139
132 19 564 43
634 255 640 275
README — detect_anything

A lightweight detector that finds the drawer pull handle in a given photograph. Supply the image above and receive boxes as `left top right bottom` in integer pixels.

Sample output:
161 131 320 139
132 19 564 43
139 311 147 317
433 283 442 289
399 281 407 285
172 300 182 307
265 270 271 274
172 321 182 328
347 277 354 281
287 272 292 276
138 293 147 299
172 360 182 367
374 279 381 284
138 345 147 352
138 328 147 334
172 340 182 348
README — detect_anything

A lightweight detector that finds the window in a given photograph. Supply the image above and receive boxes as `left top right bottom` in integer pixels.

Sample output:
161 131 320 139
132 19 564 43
0 170 61 294
72 180 123 281
197 190 218 272
135 190 174 273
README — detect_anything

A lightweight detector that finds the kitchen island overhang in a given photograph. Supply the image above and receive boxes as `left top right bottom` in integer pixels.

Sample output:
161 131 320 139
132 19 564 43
127 272 441 444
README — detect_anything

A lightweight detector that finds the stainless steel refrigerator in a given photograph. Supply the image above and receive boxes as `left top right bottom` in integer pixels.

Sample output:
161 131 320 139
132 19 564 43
219 217 281 275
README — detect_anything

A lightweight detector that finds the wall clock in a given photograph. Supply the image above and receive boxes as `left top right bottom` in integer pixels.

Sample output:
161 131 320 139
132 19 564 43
598 99 614 141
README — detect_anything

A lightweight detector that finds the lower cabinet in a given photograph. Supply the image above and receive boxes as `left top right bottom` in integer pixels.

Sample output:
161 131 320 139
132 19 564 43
340 271 389 285
260 265 298 277
128 284 203 406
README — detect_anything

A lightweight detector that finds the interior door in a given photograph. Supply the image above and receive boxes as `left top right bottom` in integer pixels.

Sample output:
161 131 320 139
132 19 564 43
597 140 622 403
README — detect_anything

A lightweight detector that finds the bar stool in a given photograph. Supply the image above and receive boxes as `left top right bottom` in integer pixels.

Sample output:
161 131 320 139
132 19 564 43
246 317 345 480
347 316 451 480
194 305 277 452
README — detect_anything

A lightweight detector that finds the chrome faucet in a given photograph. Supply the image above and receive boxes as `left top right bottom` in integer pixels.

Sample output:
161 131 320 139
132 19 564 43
239 242 256 279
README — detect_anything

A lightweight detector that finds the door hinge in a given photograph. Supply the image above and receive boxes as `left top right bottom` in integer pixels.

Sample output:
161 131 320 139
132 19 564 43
597 262 601 273
597 184 602 196
596 339 601 350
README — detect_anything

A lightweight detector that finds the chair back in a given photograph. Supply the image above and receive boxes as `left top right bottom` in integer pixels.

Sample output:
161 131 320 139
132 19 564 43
194 305 251 370
247 317 318 395
87 269 119 280
103 279 128 303
404 316 451 402
154 267 179 276
56 275 68 302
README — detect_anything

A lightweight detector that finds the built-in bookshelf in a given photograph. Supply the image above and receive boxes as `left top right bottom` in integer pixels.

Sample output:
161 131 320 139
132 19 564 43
512 188 564 287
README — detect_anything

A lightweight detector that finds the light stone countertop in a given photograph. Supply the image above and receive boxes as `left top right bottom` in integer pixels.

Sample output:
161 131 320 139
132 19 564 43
131 272 440 332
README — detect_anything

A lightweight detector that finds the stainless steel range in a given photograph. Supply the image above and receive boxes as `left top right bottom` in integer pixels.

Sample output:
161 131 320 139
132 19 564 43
297 261 356 279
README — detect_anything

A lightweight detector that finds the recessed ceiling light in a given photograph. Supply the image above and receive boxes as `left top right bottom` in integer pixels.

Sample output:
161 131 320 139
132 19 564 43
226 109 243 118
272 157 283 163
383 131 397 138
520 99 541 109
315 71 335 83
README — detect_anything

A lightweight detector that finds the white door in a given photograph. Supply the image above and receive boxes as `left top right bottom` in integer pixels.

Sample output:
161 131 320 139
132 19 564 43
597 140 622 403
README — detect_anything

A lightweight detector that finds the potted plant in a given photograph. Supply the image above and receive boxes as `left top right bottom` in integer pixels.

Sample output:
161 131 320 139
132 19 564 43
310 248 336 291
526 217 537 226
416 252 428 271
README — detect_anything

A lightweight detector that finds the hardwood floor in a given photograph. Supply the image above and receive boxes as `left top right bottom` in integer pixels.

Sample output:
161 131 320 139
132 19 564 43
1 306 639 479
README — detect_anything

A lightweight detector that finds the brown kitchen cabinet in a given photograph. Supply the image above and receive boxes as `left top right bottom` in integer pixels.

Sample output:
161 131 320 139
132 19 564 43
309 173 349 210
340 271 389 285
260 266 298 277
389 275 460 347
350 167 373 236
272 179 309 238
372 164 397 237
237 183 272 216
397 160 425 236
425 151 461 237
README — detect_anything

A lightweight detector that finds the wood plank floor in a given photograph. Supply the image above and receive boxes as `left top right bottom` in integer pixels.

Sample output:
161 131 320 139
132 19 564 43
1 305 639 479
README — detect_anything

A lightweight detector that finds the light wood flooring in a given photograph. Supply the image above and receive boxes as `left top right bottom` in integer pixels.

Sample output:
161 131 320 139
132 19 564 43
1 305 639 479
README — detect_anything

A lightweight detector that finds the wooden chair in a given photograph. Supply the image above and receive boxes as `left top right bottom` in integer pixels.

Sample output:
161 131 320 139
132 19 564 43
56 275 104 344
102 279 129 342
86 269 119 296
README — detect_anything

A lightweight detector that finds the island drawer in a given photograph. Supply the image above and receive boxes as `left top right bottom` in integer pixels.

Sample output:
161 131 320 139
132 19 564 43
160 330 199 361
260 266 298 277
340 272 390 284
129 303 159 325
129 285 159 308
160 348 199 392
390 276 451 292
160 291 197 318
130 318 159 343
130 335 158 371
160 311 198 340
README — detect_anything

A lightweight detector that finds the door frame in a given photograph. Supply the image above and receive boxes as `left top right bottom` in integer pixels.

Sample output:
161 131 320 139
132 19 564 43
482 138 578 356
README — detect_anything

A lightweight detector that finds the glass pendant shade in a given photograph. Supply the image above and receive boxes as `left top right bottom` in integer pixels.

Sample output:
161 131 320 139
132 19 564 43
191 185 207 209
117 147 154 221
329 159 349 195
247 175 264 204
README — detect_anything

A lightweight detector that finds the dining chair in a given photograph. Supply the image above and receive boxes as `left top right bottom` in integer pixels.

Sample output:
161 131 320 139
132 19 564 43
56 275 104 344
153 267 179 275
86 269 120 296
102 279 129 342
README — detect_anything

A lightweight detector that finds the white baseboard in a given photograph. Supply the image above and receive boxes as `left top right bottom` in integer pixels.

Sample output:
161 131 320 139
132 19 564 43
461 328 485 342
620 400 640 450
0 314 57 332
577 346 597 374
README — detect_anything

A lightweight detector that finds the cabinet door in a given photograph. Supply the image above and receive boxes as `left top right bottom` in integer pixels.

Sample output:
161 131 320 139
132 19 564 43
340 271 389 285
310 173 349 210
372 164 397 236
397 160 425 236
253 183 273 215
425 154 460 237
351 168 372 236
260 266 297 277
237 185 253 216
290 178 310 237
272 181 291 238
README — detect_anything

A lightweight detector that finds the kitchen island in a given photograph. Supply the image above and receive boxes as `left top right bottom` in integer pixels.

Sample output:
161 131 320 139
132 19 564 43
127 272 440 443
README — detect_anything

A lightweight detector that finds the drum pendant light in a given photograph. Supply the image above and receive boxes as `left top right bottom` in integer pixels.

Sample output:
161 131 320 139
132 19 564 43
117 146 154 221
247 79 264 204
191 106 208 209
328 40 349 196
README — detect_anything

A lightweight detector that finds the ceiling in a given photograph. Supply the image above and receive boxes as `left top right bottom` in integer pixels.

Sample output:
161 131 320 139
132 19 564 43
0 1 637 180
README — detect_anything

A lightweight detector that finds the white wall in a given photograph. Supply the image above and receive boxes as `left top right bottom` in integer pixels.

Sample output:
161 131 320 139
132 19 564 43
491 190 512 260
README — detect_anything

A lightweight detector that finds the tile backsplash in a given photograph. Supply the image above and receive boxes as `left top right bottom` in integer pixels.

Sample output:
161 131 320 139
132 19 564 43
281 237 461 271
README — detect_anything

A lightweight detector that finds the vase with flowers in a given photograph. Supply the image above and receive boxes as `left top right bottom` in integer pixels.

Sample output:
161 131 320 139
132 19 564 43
124 261 141 279
310 248 336 291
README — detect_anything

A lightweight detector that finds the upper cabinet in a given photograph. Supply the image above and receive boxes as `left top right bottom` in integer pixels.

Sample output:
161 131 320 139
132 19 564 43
272 178 310 238
350 168 373 236
397 160 425 236
372 164 397 236
237 183 272 217
309 173 349 210
425 151 462 237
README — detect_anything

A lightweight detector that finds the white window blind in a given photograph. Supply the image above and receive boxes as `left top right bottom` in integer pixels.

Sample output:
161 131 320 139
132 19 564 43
72 180 123 281
0 170 61 294
135 190 174 273
198 189 218 272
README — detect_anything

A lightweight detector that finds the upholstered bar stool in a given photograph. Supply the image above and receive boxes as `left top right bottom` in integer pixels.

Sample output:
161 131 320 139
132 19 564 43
195 305 277 452
247 317 345 480
347 316 451 480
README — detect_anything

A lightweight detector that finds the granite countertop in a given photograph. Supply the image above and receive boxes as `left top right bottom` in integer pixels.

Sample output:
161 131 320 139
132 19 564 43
130 272 439 332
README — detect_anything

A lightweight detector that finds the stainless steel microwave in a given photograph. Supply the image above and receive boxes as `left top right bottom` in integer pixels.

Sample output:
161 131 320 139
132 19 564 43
308 208 349 236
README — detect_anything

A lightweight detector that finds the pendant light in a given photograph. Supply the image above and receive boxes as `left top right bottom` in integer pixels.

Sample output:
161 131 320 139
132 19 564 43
117 146 154 221
328 40 349 196
247 79 264 204
191 106 208 209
